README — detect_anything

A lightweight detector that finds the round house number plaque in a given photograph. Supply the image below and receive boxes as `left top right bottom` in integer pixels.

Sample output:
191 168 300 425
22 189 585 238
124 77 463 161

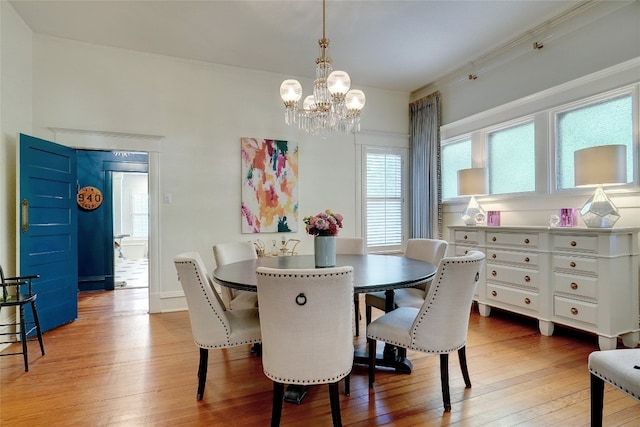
77 186 103 210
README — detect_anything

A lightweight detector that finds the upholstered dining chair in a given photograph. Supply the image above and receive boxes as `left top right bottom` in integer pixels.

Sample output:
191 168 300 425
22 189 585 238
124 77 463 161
589 349 640 427
174 252 261 400
365 238 448 324
256 266 354 427
366 250 485 412
213 241 259 310
335 237 365 336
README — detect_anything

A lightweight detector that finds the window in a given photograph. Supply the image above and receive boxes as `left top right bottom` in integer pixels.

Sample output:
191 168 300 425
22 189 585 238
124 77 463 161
488 121 535 194
555 93 633 190
365 148 406 251
131 193 148 238
441 139 471 199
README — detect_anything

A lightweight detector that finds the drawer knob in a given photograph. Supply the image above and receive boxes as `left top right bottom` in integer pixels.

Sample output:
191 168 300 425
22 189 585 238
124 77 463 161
491 270 497 277
491 290 497 297
464 250 469 254
524 275 531 283
571 307 579 316
524 238 530 244
492 253 497 259
464 235 468 240
524 297 531 305
570 282 578 290
570 240 577 247
570 261 576 268
524 257 530 263
492 236 497 242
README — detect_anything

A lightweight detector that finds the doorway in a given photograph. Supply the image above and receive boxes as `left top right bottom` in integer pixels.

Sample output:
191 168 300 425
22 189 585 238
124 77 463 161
113 171 149 289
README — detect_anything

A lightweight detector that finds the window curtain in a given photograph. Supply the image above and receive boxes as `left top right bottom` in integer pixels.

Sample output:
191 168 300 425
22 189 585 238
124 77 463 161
409 92 442 239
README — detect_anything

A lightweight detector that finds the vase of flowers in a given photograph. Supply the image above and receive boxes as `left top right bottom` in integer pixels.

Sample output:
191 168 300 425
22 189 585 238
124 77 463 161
303 210 343 268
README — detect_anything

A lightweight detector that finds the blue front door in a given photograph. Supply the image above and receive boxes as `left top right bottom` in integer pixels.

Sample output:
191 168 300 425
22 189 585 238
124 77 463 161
19 133 78 332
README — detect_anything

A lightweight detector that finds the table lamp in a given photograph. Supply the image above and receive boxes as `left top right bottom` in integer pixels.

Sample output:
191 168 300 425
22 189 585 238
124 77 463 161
458 168 488 225
574 144 627 228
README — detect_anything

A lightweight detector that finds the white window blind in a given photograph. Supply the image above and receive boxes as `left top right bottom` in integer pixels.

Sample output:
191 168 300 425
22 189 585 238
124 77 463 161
131 193 148 238
366 151 403 249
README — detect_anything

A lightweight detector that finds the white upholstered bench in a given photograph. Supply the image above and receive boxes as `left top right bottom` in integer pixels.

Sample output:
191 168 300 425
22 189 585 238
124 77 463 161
588 349 640 427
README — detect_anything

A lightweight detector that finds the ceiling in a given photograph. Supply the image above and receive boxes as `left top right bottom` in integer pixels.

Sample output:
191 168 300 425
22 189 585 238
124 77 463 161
10 0 586 93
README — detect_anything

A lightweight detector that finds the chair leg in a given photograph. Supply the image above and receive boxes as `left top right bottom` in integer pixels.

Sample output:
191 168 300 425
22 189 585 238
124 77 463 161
197 348 208 400
344 373 350 396
365 305 372 326
272 382 285 427
19 305 29 372
458 346 471 388
30 300 45 355
329 381 342 427
590 373 604 427
368 338 376 388
440 353 451 412
353 295 360 337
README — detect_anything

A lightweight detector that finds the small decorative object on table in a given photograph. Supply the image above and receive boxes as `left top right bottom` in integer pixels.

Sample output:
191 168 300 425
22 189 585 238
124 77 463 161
559 208 577 227
487 211 501 227
303 210 343 268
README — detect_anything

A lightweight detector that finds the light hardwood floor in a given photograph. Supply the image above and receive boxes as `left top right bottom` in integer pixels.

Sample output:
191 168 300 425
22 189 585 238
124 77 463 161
2 288 639 426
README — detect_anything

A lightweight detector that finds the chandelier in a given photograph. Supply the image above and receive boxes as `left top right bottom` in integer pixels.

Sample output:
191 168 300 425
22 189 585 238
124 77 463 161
279 0 366 137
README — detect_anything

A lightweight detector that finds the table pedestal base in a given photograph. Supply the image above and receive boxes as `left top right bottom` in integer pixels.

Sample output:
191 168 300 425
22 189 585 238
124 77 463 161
353 343 413 374
284 385 307 404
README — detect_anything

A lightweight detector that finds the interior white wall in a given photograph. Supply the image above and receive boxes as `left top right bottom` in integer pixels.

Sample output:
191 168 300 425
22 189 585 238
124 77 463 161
28 34 409 312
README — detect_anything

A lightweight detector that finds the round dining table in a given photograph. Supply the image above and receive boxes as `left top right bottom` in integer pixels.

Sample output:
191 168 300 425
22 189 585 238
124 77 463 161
213 254 437 373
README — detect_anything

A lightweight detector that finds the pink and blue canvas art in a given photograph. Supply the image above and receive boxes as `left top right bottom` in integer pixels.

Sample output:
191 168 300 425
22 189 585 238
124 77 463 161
241 137 298 233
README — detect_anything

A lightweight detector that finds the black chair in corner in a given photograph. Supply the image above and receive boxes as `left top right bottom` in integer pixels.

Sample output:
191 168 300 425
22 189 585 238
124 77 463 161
0 265 44 371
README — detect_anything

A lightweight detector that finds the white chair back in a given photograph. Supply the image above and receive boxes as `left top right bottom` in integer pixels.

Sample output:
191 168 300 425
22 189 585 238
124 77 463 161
410 250 485 352
335 237 365 254
213 241 258 309
213 241 257 266
404 238 449 263
256 266 354 384
174 252 239 348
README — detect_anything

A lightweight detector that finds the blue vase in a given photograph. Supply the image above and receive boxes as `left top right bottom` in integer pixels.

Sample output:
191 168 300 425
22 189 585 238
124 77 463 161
314 236 336 268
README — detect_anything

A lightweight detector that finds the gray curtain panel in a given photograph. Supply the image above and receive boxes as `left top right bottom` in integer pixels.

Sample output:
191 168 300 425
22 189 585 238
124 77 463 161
409 92 442 239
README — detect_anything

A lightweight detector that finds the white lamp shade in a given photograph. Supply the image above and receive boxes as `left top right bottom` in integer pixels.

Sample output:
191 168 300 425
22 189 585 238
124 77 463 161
345 89 366 111
574 144 627 186
458 168 488 196
280 79 303 103
327 71 351 95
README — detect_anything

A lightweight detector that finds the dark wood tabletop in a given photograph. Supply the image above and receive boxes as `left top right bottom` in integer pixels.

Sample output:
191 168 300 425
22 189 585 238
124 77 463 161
212 254 437 293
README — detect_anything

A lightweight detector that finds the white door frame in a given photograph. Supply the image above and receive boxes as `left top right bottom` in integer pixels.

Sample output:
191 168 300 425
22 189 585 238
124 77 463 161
49 127 163 313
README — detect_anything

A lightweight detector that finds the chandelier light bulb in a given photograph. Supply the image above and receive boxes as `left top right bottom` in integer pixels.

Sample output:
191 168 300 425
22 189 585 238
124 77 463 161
345 89 366 111
279 0 364 135
280 79 303 103
327 71 351 96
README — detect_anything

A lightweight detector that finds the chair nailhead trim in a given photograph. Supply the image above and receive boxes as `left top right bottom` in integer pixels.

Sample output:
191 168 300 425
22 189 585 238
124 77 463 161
266 368 351 384
589 368 640 400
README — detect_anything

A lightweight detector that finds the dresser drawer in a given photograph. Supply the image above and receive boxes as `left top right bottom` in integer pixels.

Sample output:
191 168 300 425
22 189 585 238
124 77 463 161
554 296 597 326
552 255 598 275
454 245 481 256
553 234 598 253
487 283 538 311
455 230 479 245
486 232 538 247
553 272 597 299
487 264 540 289
486 249 539 267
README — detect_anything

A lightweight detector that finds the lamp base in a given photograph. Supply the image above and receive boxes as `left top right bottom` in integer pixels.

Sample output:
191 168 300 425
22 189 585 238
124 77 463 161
579 186 620 228
461 196 486 226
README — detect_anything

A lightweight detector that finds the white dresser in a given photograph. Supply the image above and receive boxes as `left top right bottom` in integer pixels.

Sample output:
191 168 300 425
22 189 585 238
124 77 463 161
448 226 640 350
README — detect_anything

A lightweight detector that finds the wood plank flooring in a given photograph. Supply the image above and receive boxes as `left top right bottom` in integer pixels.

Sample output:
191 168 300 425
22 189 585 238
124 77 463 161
2 288 639 426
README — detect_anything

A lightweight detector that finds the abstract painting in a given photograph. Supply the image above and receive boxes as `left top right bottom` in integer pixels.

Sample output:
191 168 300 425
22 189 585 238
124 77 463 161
241 137 298 233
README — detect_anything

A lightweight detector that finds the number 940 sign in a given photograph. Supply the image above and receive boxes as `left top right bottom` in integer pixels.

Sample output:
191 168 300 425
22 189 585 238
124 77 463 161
77 186 103 210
